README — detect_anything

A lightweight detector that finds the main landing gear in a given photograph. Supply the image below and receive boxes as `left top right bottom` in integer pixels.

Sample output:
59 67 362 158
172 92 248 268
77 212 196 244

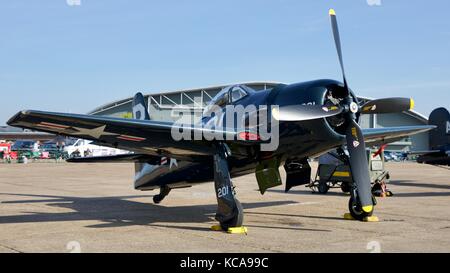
212 143 245 232
153 186 171 204
337 148 378 222
346 187 378 222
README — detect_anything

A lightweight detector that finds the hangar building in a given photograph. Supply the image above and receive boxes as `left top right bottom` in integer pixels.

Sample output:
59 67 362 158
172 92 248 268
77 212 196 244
89 82 430 152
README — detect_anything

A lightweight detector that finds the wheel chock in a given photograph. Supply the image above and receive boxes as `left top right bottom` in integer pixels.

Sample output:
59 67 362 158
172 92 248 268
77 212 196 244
343 213 379 222
210 225 248 234
343 213 355 220
363 216 379 222
210 225 222 231
227 226 248 234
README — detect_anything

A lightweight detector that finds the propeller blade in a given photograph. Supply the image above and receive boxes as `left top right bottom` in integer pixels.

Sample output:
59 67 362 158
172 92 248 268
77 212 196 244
361 97 414 114
272 104 342 121
329 9 349 94
345 119 373 210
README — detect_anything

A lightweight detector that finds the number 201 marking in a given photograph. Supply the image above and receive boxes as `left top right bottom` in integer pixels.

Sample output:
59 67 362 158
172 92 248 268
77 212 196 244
217 186 229 198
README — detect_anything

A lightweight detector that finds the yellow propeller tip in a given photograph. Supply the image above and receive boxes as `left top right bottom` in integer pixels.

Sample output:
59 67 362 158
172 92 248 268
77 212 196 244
410 98 415 110
362 205 373 213
271 107 280 121
329 9 336 16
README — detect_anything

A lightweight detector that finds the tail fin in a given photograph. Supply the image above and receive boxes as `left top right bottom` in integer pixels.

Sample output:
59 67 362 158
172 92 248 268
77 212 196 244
132 92 150 120
428 107 450 150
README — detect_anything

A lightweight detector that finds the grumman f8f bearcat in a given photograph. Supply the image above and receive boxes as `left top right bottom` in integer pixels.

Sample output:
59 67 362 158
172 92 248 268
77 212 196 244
8 10 435 231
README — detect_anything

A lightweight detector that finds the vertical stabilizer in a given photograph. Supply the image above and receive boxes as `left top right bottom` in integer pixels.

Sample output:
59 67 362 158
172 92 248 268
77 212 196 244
132 92 150 120
428 107 450 150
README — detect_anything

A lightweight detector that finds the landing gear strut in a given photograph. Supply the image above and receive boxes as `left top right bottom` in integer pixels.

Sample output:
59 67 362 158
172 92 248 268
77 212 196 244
213 143 244 231
153 186 171 204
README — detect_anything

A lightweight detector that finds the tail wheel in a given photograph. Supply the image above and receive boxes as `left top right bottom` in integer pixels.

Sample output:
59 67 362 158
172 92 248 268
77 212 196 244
341 182 351 193
348 196 373 221
318 182 329 194
153 194 163 204
220 199 244 231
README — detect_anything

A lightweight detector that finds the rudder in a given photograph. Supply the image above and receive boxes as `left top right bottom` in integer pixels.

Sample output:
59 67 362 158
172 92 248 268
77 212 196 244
132 92 150 120
428 107 450 150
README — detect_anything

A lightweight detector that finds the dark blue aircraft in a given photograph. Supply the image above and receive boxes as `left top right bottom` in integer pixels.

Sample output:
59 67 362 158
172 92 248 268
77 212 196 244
7 10 435 231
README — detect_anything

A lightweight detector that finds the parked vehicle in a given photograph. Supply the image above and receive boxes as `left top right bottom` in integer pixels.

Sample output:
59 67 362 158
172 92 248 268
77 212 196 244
384 151 400 162
11 140 38 160
41 141 69 160
11 140 35 152
0 143 11 162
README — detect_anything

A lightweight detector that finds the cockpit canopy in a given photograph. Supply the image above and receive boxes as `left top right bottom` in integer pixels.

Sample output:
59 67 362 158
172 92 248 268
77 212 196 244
202 85 253 117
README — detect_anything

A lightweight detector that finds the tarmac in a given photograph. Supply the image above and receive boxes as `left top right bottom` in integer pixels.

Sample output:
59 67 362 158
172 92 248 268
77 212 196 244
0 161 449 253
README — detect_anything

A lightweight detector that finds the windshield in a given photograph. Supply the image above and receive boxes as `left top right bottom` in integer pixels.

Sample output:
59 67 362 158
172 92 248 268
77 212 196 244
230 85 248 102
42 143 57 150
202 85 251 118
202 86 231 117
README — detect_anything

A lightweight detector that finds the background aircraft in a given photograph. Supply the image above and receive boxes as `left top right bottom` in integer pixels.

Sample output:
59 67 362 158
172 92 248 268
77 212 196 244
415 107 450 166
7 10 435 231
0 126 54 141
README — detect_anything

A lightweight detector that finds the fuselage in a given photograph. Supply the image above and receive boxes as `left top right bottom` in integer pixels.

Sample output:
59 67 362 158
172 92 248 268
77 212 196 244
136 79 353 190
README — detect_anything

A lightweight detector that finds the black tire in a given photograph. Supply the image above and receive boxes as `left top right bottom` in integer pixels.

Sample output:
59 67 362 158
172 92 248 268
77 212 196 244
340 183 351 193
153 194 163 204
348 196 373 221
318 182 329 194
220 199 244 230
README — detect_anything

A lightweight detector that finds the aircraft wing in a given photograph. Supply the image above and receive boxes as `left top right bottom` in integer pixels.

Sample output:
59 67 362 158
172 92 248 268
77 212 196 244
362 125 436 147
7 110 250 160
407 150 442 155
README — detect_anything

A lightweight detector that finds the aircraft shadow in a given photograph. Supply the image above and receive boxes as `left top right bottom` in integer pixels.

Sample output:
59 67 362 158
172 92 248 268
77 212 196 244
385 180 450 197
0 193 329 232
389 180 450 191
267 188 349 196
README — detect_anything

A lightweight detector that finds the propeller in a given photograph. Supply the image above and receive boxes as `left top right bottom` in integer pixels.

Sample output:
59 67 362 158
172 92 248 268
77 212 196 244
328 8 374 211
275 10 415 124
273 9 418 214
329 8 349 96
361 97 414 114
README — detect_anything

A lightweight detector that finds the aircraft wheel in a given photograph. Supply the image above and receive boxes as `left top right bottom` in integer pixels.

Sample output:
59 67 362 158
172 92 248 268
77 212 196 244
153 194 164 204
348 196 373 221
318 182 329 194
220 199 244 231
341 182 351 193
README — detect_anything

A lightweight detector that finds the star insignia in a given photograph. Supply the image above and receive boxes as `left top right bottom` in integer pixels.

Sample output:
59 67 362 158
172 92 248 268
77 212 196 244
69 125 117 139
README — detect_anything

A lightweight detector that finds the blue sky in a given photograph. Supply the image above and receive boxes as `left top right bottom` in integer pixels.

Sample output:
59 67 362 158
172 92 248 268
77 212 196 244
1 0 449 124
